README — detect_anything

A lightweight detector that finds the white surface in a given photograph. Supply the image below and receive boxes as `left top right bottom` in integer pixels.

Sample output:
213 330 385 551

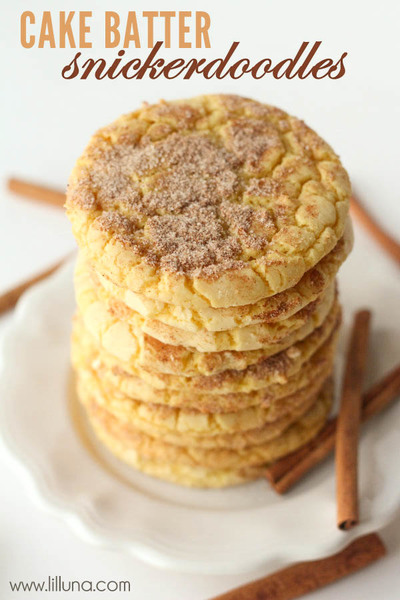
1 259 399 578
1 0 400 597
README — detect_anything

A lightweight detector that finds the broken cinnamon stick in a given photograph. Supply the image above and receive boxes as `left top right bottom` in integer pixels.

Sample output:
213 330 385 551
265 362 400 494
209 533 385 600
351 195 400 266
0 259 67 315
336 310 371 530
7 177 65 208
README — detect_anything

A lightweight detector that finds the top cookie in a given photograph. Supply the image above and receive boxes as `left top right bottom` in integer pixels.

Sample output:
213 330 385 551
66 94 351 308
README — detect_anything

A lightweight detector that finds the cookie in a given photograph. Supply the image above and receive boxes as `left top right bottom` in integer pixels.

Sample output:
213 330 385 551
66 94 351 309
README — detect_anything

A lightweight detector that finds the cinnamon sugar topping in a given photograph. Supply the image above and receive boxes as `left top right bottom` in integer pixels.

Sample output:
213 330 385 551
67 95 349 278
146 206 242 275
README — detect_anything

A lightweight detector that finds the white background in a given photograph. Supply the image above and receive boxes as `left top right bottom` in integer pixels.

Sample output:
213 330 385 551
1 1 400 598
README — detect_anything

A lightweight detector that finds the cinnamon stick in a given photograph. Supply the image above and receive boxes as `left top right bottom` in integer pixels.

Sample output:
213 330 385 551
7 180 400 268
362 364 400 420
0 259 66 315
351 195 400 265
336 310 371 530
265 420 336 488
209 533 385 600
7 179 400 268
265 362 400 494
7 177 65 208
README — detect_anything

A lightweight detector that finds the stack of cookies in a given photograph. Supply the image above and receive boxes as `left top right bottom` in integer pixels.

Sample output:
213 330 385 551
66 94 352 487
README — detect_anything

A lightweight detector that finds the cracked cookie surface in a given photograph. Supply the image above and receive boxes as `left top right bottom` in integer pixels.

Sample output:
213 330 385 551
66 94 351 308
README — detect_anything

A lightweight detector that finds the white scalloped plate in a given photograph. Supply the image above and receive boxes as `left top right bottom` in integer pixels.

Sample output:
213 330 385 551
0 256 399 575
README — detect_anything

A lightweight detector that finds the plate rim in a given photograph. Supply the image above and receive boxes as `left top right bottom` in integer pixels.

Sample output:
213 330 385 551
0 259 398 575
